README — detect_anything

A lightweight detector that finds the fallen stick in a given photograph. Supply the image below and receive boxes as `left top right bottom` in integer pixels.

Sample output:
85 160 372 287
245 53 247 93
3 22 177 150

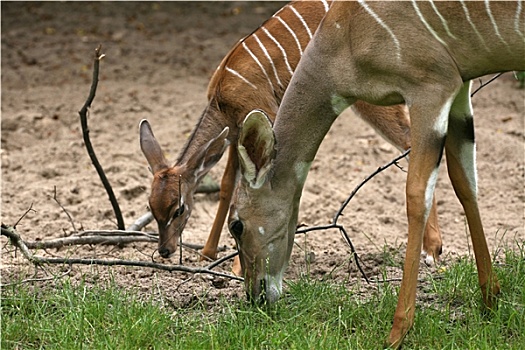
75 230 228 252
1 224 242 281
126 212 154 232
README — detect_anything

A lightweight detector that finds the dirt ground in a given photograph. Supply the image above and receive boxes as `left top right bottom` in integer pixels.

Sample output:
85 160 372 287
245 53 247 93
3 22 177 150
2 2 524 305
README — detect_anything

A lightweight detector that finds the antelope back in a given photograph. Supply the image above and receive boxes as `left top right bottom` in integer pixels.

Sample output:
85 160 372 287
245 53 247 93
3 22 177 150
207 0 331 121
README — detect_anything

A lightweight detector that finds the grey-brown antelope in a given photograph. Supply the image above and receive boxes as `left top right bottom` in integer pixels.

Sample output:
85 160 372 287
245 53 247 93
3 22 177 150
228 0 524 348
140 0 443 275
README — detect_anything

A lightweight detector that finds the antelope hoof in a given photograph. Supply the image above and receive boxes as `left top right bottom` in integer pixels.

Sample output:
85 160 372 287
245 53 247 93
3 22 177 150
481 279 501 310
421 250 436 266
421 245 442 266
200 249 217 262
385 326 408 349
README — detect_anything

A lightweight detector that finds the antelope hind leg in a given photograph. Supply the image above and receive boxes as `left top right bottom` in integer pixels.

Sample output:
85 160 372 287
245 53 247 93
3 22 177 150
445 82 500 308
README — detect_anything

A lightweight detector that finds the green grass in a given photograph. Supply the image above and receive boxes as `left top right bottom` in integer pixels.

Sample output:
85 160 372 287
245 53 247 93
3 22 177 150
516 71 525 89
2 246 524 349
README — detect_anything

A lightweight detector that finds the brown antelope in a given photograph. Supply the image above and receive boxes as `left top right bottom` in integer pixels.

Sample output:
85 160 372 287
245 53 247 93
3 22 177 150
228 0 524 347
140 0 443 275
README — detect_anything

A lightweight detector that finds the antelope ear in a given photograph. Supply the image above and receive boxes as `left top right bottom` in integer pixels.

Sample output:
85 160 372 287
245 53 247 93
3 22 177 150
238 109 275 189
189 127 230 181
139 119 169 174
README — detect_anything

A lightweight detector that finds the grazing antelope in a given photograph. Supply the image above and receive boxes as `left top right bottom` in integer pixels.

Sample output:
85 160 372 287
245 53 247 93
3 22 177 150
229 0 524 347
140 0 443 275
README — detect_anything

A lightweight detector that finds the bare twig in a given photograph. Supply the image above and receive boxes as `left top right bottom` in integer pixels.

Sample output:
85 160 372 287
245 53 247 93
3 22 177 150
78 45 125 230
205 251 239 270
2 226 228 253
75 229 158 238
1 224 242 281
74 230 228 252
471 73 503 97
52 186 77 233
25 234 157 250
295 149 412 284
333 149 411 225
13 203 36 228
2 225 38 262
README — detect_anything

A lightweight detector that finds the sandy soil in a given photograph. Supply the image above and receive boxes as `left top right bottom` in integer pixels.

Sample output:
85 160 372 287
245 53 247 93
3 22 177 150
2 2 524 304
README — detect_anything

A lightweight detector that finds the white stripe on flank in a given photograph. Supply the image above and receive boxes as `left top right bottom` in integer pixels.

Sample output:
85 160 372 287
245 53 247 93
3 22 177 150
275 16 304 56
320 0 330 13
262 27 294 77
242 41 275 92
253 33 283 88
429 0 457 39
225 67 257 90
515 1 524 38
290 5 313 39
358 0 401 60
412 0 448 46
459 0 491 52
485 0 511 51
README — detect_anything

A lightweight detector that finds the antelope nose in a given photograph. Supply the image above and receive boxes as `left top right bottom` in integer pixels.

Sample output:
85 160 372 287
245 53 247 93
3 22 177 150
158 248 171 258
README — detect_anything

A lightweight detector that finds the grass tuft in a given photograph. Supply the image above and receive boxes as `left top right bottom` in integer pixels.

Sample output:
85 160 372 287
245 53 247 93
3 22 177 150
2 245 524 349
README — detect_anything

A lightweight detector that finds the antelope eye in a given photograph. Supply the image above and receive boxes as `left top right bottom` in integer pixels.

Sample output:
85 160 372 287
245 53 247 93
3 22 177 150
173 206 185 219
229 220 244 237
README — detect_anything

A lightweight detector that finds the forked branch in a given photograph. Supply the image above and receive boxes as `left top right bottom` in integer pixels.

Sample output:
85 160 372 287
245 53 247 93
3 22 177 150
78 45 125 230
296 149 412 283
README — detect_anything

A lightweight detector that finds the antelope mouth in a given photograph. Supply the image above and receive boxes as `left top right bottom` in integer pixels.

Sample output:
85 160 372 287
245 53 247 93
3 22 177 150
247 276 283 305
158 247 177 259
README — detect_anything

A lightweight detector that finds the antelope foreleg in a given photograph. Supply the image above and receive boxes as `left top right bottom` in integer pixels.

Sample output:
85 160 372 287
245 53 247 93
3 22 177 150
202 147 238 262
387 97 452 348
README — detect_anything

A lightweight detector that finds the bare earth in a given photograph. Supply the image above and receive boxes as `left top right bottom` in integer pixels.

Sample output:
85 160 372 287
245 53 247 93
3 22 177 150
2 2 524 305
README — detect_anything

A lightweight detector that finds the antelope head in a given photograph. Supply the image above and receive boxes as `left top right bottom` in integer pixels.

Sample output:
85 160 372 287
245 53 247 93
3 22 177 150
229 110 302 304
139 119 229 258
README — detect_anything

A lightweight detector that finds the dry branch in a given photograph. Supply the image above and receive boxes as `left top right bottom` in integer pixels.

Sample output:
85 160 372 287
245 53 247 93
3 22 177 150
1 224 242 281
78 45 125 230
126 212 154 231
23 233 157 249
75 230 228 252
52 186 77 233
296 149 412 283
